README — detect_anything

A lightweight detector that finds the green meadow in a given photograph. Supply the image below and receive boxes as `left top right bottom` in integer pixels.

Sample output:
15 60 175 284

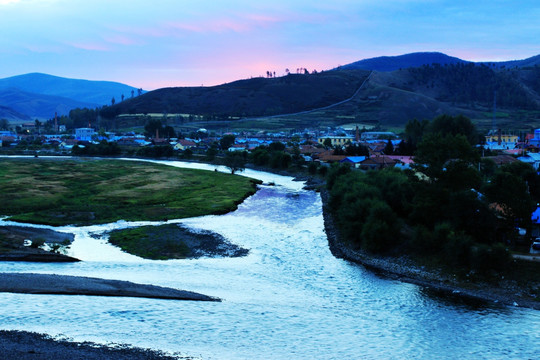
0 158 259 226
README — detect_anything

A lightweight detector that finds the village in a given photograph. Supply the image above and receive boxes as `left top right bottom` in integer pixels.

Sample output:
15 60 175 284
2 119 540 171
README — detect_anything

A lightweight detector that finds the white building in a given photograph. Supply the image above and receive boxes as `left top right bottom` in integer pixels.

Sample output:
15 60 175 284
75 128 95 141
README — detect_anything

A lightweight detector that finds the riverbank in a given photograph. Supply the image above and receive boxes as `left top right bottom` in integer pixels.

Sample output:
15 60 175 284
108 223 249 260
0 226 79 262
320 189 540 310
0 330 184 359
0 273 219 301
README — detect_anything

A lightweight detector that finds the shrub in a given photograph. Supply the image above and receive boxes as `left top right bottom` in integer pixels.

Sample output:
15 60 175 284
360 201 401 254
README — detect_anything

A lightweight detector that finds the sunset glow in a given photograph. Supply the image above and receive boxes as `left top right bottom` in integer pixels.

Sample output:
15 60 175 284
0 0 539 89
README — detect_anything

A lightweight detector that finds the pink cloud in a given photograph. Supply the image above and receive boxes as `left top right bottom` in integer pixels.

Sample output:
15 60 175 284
66 41 110 51
104 34 140 46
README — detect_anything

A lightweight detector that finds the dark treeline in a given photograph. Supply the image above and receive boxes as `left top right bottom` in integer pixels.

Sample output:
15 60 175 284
408 63 537 109
327 115 539 277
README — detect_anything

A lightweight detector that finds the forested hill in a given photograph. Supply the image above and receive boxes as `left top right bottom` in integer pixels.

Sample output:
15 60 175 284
340 52 468 71
404 63 540 109
101 70 370 118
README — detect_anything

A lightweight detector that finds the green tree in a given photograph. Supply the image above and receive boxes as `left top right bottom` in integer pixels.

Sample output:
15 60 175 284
224 151 246 174
414 133 479 179
383 140 394 155
0 118 9 130
427 114 479 145
220 134 236 150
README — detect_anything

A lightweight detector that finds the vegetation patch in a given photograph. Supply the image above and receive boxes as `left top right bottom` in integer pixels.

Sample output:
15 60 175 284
108 223 249 260
0 158 260 226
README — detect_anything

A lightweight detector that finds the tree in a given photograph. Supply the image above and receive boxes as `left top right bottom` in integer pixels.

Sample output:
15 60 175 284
414 133 479 179
428 114 479 145
224 151 246 174
485 171 535 229
144 119 163 138
131 90 135 98
0 118 9 130
220 134 236 150
111 97 116 106
383 140 394 155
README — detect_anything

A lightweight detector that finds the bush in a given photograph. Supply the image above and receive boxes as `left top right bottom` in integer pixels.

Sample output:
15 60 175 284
360 201 401 254
30 238 46 249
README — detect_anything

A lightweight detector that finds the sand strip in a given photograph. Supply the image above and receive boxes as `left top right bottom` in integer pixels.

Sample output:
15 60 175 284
0 273 219 302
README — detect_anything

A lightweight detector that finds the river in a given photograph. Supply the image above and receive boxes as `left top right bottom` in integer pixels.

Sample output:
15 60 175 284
0 159 538 359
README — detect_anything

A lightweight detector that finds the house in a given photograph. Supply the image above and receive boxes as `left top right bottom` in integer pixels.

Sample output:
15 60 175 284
317 136 354 147
484 155 519 166
387 155 414 170
359 156 397 170
75 128 95 142
228 144 247 152
174 139 197 151
340 156 366 168
518 153 540 170
360 131 396 141
484 129 519 150
316 150 347 163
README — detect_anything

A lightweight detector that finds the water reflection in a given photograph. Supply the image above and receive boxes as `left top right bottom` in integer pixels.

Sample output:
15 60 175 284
0 158 538 359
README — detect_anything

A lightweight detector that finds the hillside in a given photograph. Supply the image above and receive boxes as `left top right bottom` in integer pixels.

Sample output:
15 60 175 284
0 104 31 122
103 70 370 120
0 73 141 106
340 52 467 72
0 89 97 120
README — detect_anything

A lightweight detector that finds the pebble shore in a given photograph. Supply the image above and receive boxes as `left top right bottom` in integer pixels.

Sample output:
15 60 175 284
320 189 540 310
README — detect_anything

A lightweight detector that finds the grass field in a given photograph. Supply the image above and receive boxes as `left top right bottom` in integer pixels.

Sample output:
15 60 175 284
0 158 260 226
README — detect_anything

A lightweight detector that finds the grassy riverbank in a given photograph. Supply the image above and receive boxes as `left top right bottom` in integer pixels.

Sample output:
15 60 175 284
108 223 249 260
0 158 260 226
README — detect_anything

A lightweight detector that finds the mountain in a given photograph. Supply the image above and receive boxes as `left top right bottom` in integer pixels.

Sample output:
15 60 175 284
340 52 468 71
490 54 540 69
0 73 141 106
0 104 31 122
340 52 540 72
0 88 97 120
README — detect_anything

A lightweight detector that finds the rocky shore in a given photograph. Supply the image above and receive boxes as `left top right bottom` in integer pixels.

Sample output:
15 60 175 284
320 189 540 310
0 330 185 359
0 226 79 262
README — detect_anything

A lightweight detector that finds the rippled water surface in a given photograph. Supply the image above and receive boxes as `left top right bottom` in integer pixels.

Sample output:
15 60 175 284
0 159 539 359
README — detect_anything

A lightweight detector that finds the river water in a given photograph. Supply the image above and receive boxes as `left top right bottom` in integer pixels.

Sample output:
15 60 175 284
0 159 538 359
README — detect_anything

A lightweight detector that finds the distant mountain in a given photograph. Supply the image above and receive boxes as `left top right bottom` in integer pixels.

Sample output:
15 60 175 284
340 52 468 72
0 73 141 106
0 104 31 122
0 73 142 121
0 88 97 120
489 54 540 69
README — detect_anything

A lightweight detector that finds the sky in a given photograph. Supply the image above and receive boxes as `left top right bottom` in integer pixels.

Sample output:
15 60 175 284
0 0 539 90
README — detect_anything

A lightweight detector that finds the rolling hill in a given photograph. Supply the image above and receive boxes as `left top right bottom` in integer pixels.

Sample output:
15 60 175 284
101 52 540 132
339 52 468 71
103 70 370 119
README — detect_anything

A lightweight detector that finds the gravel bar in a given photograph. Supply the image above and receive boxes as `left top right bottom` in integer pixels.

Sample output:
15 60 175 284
0 273 220 302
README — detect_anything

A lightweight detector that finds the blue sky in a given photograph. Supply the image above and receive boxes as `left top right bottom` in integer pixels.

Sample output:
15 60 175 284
0 0 539 89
